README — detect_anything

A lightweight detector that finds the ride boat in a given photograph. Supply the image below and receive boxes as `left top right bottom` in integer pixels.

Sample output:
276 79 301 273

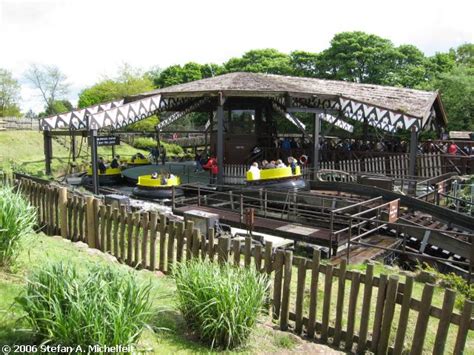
82 167 122 185
132 174 184 199
245 166 308 191
126 156 150 167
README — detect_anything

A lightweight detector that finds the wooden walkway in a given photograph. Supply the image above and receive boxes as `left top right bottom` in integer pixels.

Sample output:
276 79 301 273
173 205 345 247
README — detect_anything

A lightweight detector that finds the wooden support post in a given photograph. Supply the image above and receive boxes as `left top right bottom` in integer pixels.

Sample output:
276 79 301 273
232 239 241 266
321 264 333 342
149 212 158 271
217 236 230 264
208 227 215 261
312 113 320 180
159 214 167 271
371 274 387 352
345 271 361 351
141 212 149 269
244 236 252 267
192 228 200 259
167 221 176 271
453 300 473 355
58 187 68 239
43 130 52 176
89 129 100 195
216 94 225 186
408 126 418 194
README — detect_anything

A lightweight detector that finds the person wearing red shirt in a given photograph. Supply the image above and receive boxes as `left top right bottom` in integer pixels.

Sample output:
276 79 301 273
448 142 458 155
202 156 218 185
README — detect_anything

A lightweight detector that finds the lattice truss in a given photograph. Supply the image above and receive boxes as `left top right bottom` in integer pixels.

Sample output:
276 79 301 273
273 99 354 133
40 99 125 130
290 96 432 133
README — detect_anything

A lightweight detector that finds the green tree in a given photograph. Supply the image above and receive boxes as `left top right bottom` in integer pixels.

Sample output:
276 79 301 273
384 45 430 88
290 51 320 77
435 65 474 131
0 69 22 117
223 49 292 75
24 64 69 114
78 64 155 108
317 31 400 84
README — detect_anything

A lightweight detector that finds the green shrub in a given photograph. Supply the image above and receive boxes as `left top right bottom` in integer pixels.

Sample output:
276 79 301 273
131 137 184 157
16 262 152 347
0 186 36 267
173 260 269 349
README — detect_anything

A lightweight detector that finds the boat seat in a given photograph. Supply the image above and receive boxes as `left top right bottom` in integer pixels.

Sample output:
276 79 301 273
246 166 301 181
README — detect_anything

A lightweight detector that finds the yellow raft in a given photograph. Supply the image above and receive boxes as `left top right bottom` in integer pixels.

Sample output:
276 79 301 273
83 167 122 185
132 174 184 199
245 166 307 190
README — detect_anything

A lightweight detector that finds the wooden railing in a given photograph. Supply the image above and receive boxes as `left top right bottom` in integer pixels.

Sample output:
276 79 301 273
4 176 474 354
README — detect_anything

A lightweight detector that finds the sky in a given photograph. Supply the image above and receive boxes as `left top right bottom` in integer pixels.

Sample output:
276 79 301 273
0 0 473 113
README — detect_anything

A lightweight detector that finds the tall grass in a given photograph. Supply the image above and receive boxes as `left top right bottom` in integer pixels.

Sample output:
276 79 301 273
0 185 36 267
173 260 269 349
16 262 152 347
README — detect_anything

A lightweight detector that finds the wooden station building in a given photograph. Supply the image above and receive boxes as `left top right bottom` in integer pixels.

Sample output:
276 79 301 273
39 72 447 187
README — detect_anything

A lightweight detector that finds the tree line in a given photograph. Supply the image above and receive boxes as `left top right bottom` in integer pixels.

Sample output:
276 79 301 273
0 31 472 131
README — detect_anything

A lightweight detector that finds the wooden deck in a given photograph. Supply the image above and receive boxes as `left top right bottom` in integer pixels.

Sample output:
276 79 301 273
173 204 344 247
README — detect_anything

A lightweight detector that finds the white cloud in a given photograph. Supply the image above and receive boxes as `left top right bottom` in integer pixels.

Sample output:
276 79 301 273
0 0 472 112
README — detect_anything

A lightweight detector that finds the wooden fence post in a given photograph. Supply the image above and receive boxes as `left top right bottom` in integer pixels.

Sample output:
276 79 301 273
192 228 200 259
159 214 167 271
280 250 293 331
357 263 374 352
393 275 414 355
58 187 68 239
345 271 361 351
294 256 306 335
306 249 320 338
149 212 158 271
232 239 241 266
272 250 284 319
141 213 149 269
410 283 435 355
433 288 456 355
321 264 334 342
207 228 215 261
217 236 230 264
334 259 347 346
85 196 97 249
176 221 185 262
377 275 399 354
167 221 176 272
371 274 387 352
453 300 473 355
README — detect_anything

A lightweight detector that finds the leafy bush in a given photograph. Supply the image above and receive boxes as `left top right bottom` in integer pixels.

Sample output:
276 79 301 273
0 186 36 267
17 262 152 347
131 137 184 157
173 260 269 349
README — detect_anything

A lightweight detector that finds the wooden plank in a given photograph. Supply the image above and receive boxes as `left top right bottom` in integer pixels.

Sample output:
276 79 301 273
192 228 200 259
99 205 106 251
377 275 399 354
321 264 334 342
280 250 293 331
272 250 284 319
410 283 435 355
159 214 167 271
393 275 414 355
141 212 149 268
112 208 119 258
294 256 306 335
333 259 347 346
345 271 361 351
176 221 184 262
453 300 473 355
119 206 127 261
433 288 456 355
58 187 68 239
105 205 113 253
232 239 241 266
254 244 262 272
167 221 176 272
149 212 158 271
126 212 134 265
185 220 194 261
306 249 320 338
217 236 230 264
208 227 215 261
72 196 79 241
357 263 374 352
244 236 252 267
200 231 206 261
85 196 97 249
371 274 387 352
133 214 141 266
264 241 273 274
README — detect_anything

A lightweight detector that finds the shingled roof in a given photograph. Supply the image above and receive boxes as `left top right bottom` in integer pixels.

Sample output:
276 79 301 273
134 72 445 121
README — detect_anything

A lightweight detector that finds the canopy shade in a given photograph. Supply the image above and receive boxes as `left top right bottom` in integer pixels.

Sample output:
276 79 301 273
39 72 447 133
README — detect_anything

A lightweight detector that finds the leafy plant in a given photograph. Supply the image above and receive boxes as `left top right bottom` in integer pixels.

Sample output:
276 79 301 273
0 186 36 267
173 260 269 349
16 262 152 347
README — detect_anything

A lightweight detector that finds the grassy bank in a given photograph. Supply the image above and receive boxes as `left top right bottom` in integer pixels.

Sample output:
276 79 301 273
0 233 318 354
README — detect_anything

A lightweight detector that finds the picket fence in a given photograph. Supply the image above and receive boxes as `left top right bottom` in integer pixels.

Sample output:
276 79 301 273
5 176 474 354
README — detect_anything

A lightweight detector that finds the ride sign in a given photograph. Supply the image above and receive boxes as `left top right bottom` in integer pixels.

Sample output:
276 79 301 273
388 199 400 223
88 135 120 146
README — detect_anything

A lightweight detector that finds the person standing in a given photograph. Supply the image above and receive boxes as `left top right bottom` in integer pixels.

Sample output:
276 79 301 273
203 156 218 185
160 145 167 165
